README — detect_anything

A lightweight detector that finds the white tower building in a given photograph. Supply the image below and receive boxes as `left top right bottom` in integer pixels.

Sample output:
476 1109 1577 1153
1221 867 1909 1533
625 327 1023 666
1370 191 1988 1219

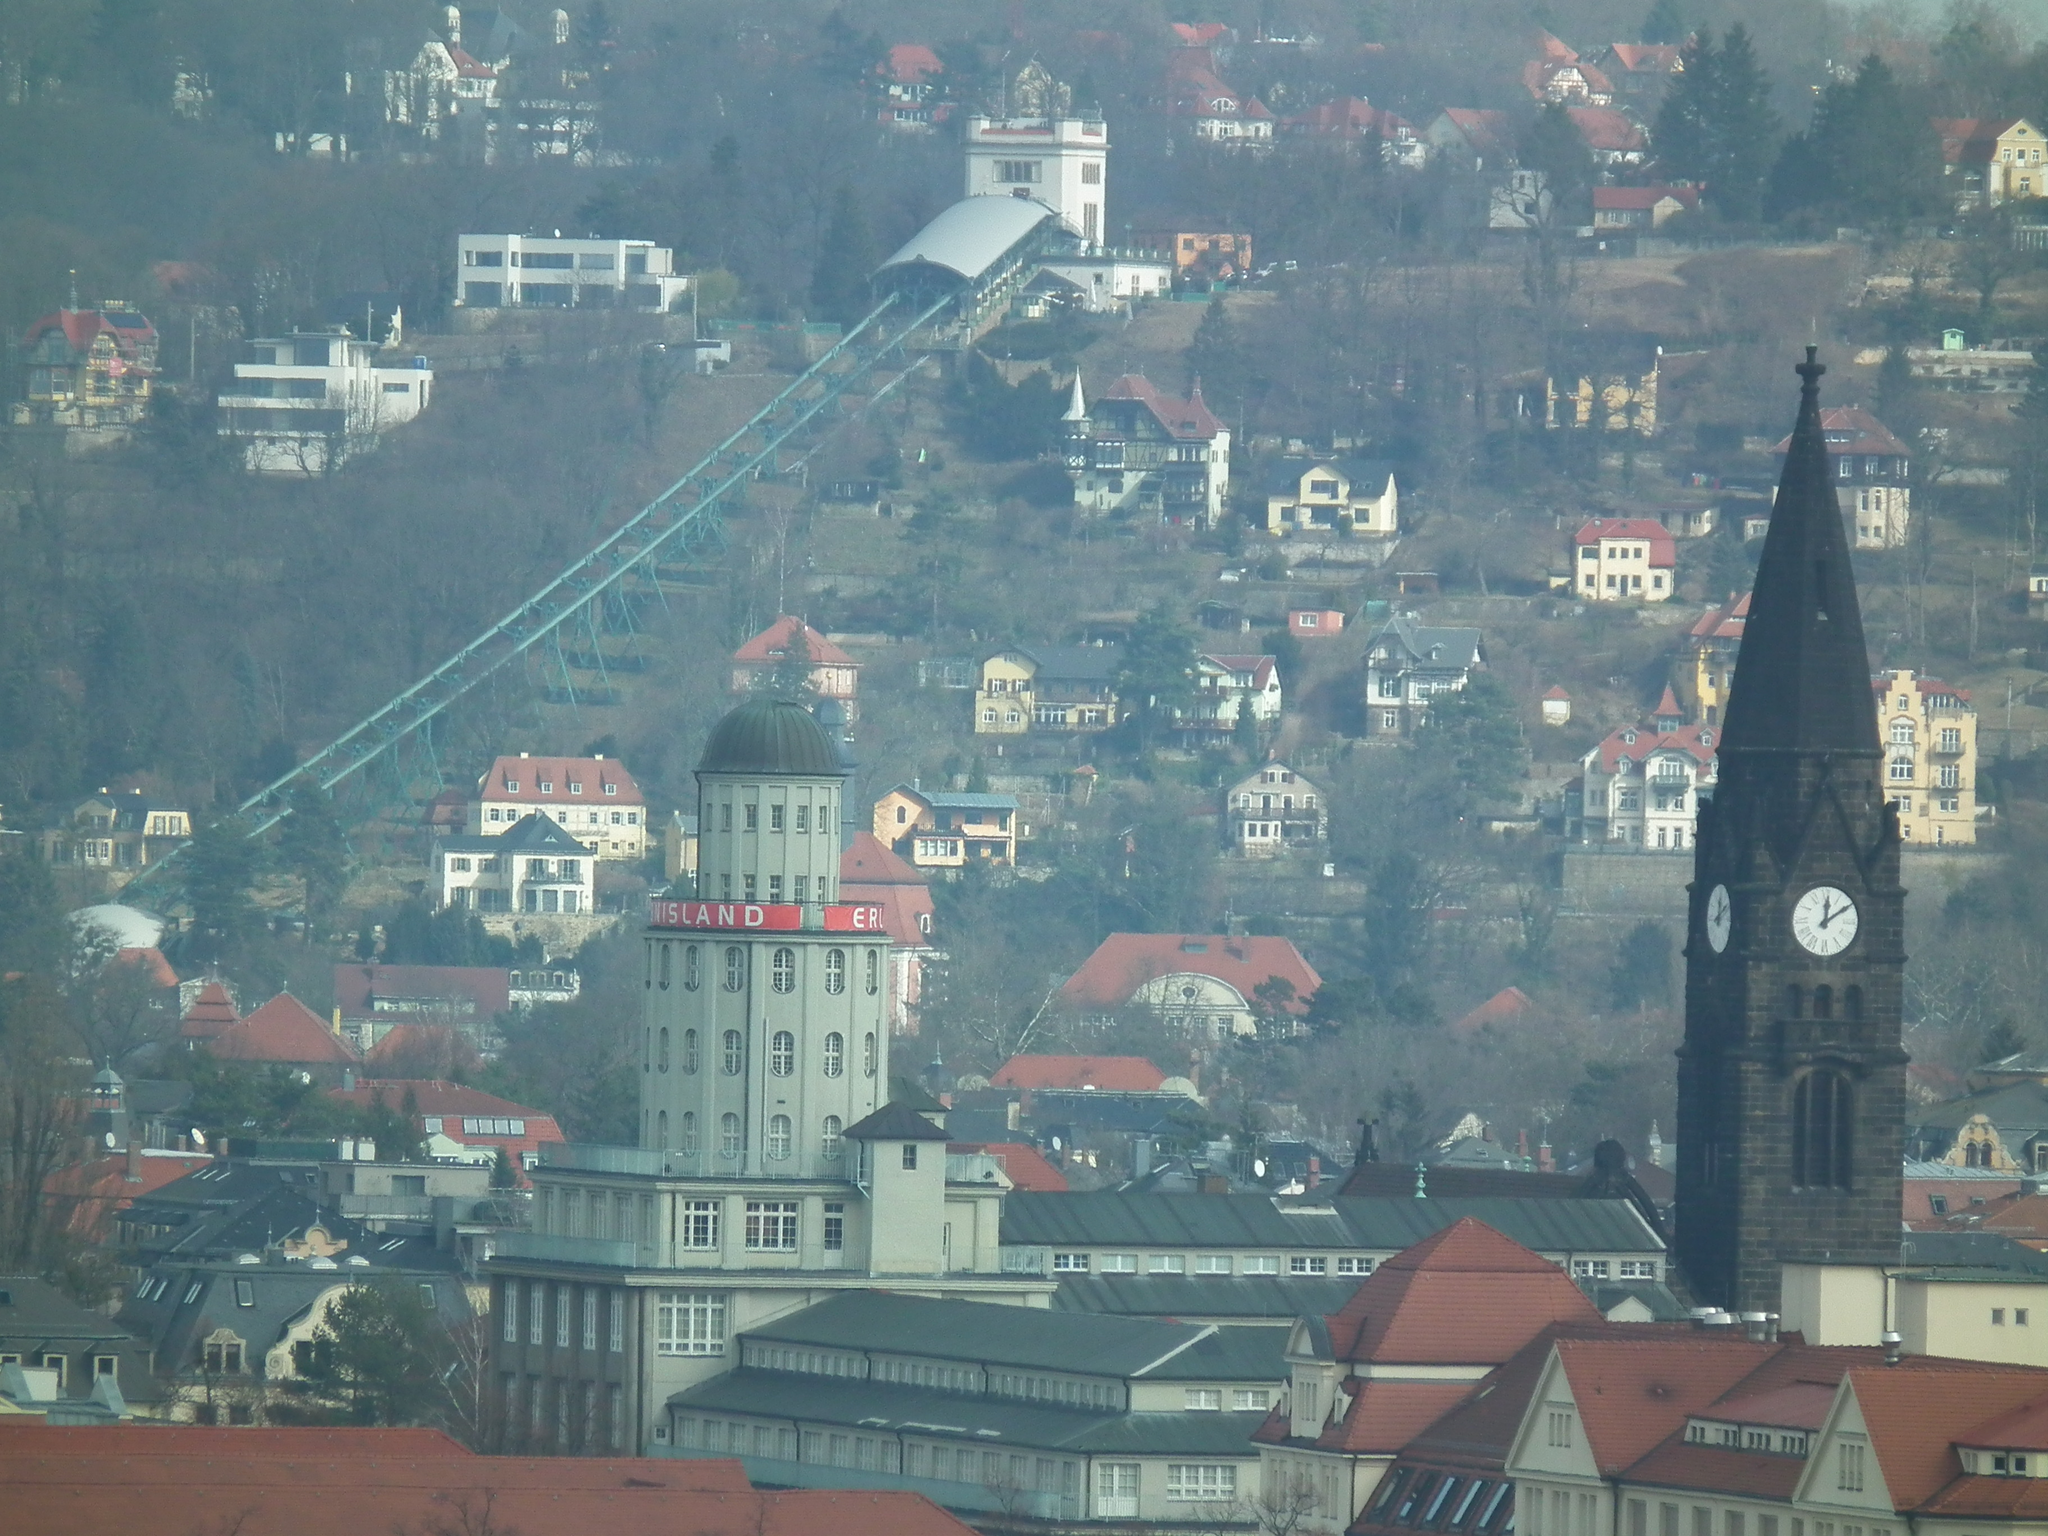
964 113 1109 247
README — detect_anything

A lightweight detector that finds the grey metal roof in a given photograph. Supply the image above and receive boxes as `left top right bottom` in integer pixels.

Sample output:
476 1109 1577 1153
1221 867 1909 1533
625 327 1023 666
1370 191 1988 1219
669 1370 1269 1456
1132 1323 1287 1381
740 1290 1220 1378
999 1193 1663 1254
921 791 1020 812
877 195 1059 284
1367 614 1484 669
1054 1274 1357 1321
1908 1081 2048 1134
1263 457 1397 496
1895 1231 2048 1274
985 643 1120 684
699 698 846 777
434 812 594 854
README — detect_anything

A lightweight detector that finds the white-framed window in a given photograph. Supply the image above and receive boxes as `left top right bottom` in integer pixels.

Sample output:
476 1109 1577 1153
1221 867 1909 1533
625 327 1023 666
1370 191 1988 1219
502 1284 519 1342
1337 1256 1373 1275
582 1288 598 1351
723 1030 744 1075
655 1291 726 1356
1290 1255 1327 1275
680 1110 698 1155
555 1284 572 1347
1242 1255 1280 1275
823 1032 844 1077
1619 1260 1657 1280
1167 1463 1238 1501
1196 1255 1232 1274
822 1115 843 1161
1099 1253 1138 1273
683 1199 720 1249
772 947 795 993
1839 1442 1865 1492
609 1292 624 1352
767 1115 792 1160
724 946 746 991
528 1280 544 1345
826 949 846 994
1097 1462 1141 1518
1053 1252 1090 1272
720 1112 741 1157
1185 1388 1223 1410
1233 1388 1270 1411
771 1030 795 1076
1149 1254 1186 1274
1573 1259 1611 1280
746 1200 799 1251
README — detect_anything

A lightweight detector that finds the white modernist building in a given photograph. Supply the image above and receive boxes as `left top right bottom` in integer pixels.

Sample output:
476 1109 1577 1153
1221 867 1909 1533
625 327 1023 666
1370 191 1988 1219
456 234 691 311
965 114 1109 245
215 330 432 475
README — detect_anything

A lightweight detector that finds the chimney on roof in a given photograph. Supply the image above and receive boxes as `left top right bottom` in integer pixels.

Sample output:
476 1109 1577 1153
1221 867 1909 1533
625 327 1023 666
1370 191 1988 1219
342 1067 356 1092
1132 1135 1154 1179
1881 1330 1903 1365
520 751 530 759
593 753 604 760
125 1137 143 1184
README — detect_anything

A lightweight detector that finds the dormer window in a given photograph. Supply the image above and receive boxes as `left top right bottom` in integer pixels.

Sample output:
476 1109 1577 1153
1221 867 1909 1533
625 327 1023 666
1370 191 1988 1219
505 780 519 793
568 781 582 794
539 781 553 793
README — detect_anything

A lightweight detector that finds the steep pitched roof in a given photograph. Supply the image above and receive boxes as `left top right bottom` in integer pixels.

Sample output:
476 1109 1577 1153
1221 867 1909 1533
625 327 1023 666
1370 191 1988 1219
1604 43 1682 73
1320 1218 1603 1365
732 615 859 668
1724 352 1879 754
1847 1364 2048 1509
1449 986 1534 1036
992 1055 1167 1091
1770 404 1909 460
841 831 924 886
1555 1335 1779 1473
474 755 643 808
1566 106 1646 151
844 1102 951 1141
1100 374 1226 440
1591 721 1718 774
1689 592 1750 642
882 43 943 83
1594 185 1698 211
203 993 357 1065
331 964 510 1021
1367 615 1484 669
178 980 239 1040
1438 108 1510 154
1059 933 1321 1013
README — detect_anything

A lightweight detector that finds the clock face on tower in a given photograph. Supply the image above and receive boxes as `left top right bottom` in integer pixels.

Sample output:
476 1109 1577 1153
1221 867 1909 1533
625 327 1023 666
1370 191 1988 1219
1791 885 1859 956
1705 884 1732 953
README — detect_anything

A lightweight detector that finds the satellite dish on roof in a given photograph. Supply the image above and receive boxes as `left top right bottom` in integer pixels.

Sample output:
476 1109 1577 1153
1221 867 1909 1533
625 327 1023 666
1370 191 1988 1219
104 1131 117 1149
191 1129 207 1148
1253 1158 1267 1178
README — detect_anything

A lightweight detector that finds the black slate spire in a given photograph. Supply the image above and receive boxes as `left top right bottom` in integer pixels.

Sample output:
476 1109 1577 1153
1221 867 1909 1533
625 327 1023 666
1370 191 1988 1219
1719 348 1878 755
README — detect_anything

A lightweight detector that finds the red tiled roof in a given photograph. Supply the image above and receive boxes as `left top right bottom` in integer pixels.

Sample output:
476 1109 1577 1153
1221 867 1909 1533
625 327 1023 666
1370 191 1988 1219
992 1055 1168 1091
1172 22 1232 45
333 963 510 1021
1622 1434 1809 1500
20 307 159 362
1873 672 1972 706
1575 517 1675 564
1690 592 1749 642
1566 106 1645 151
1554 1336 1778 1473
950 1141 1070 1191
1440 109 1510 153
0 1457 968 1536
1321 1218 1603 1365
1282 98 1412 138
204 992 358 1065
842 831 924 886
178 979 239 1039
0 1423 476 1455
1321 1378 1477 1453
1592 721 1717 774
882 43 942 82
1713 1380 1840 1429
1654 684 1682 716
1525 58 1617 101
1593 185 1698 211
733 615 859 667
1101 373 1228 439
476 755 643 808
1202 653 1279 689
1850 1365 2048 1509
1933 117 2029 165
1543 685 1571 699
328 1078 546 1120
1059 933 1320 1013
1606 43 1682 73
46 1150 214 1242
1771 405 1909 459
1920 1476 2048 1519
116 946 178 988
1449 986 1534 1036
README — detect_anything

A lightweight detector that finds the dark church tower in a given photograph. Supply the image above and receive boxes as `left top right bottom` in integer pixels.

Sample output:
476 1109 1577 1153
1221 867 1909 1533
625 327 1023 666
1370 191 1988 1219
1676 349 1907 1315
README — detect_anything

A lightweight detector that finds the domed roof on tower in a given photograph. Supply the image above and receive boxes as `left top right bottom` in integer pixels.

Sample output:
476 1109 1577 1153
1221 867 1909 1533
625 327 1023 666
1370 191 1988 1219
698 698 846 777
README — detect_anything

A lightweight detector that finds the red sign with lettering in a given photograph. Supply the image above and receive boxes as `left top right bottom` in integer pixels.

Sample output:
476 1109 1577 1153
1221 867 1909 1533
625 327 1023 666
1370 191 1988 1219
646 900 889 933
824 904 888 933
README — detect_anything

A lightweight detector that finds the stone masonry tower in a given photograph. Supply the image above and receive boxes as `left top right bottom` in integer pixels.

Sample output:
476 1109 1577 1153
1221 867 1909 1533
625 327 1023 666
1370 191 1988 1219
1676 349 1907 1315
640 699 885 1178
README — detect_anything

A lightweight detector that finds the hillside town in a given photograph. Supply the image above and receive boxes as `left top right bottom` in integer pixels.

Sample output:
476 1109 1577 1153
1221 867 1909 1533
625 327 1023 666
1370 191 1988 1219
5 1 2048 1533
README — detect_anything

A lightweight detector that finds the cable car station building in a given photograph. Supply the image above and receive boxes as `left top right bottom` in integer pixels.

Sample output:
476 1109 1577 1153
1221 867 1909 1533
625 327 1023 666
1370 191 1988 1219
487 700 1052 1456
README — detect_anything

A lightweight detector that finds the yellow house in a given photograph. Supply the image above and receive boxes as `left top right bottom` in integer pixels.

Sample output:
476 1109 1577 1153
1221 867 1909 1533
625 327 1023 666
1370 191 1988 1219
1676 592 1748 726
1874 669 1977 845
872 784 1020 868
972 645 1120 737
1263 459 1399 536
1936 117 2046 206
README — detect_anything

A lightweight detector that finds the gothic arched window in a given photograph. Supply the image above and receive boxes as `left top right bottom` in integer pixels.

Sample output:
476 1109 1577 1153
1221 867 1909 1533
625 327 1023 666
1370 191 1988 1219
1793 1070 1854 1189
